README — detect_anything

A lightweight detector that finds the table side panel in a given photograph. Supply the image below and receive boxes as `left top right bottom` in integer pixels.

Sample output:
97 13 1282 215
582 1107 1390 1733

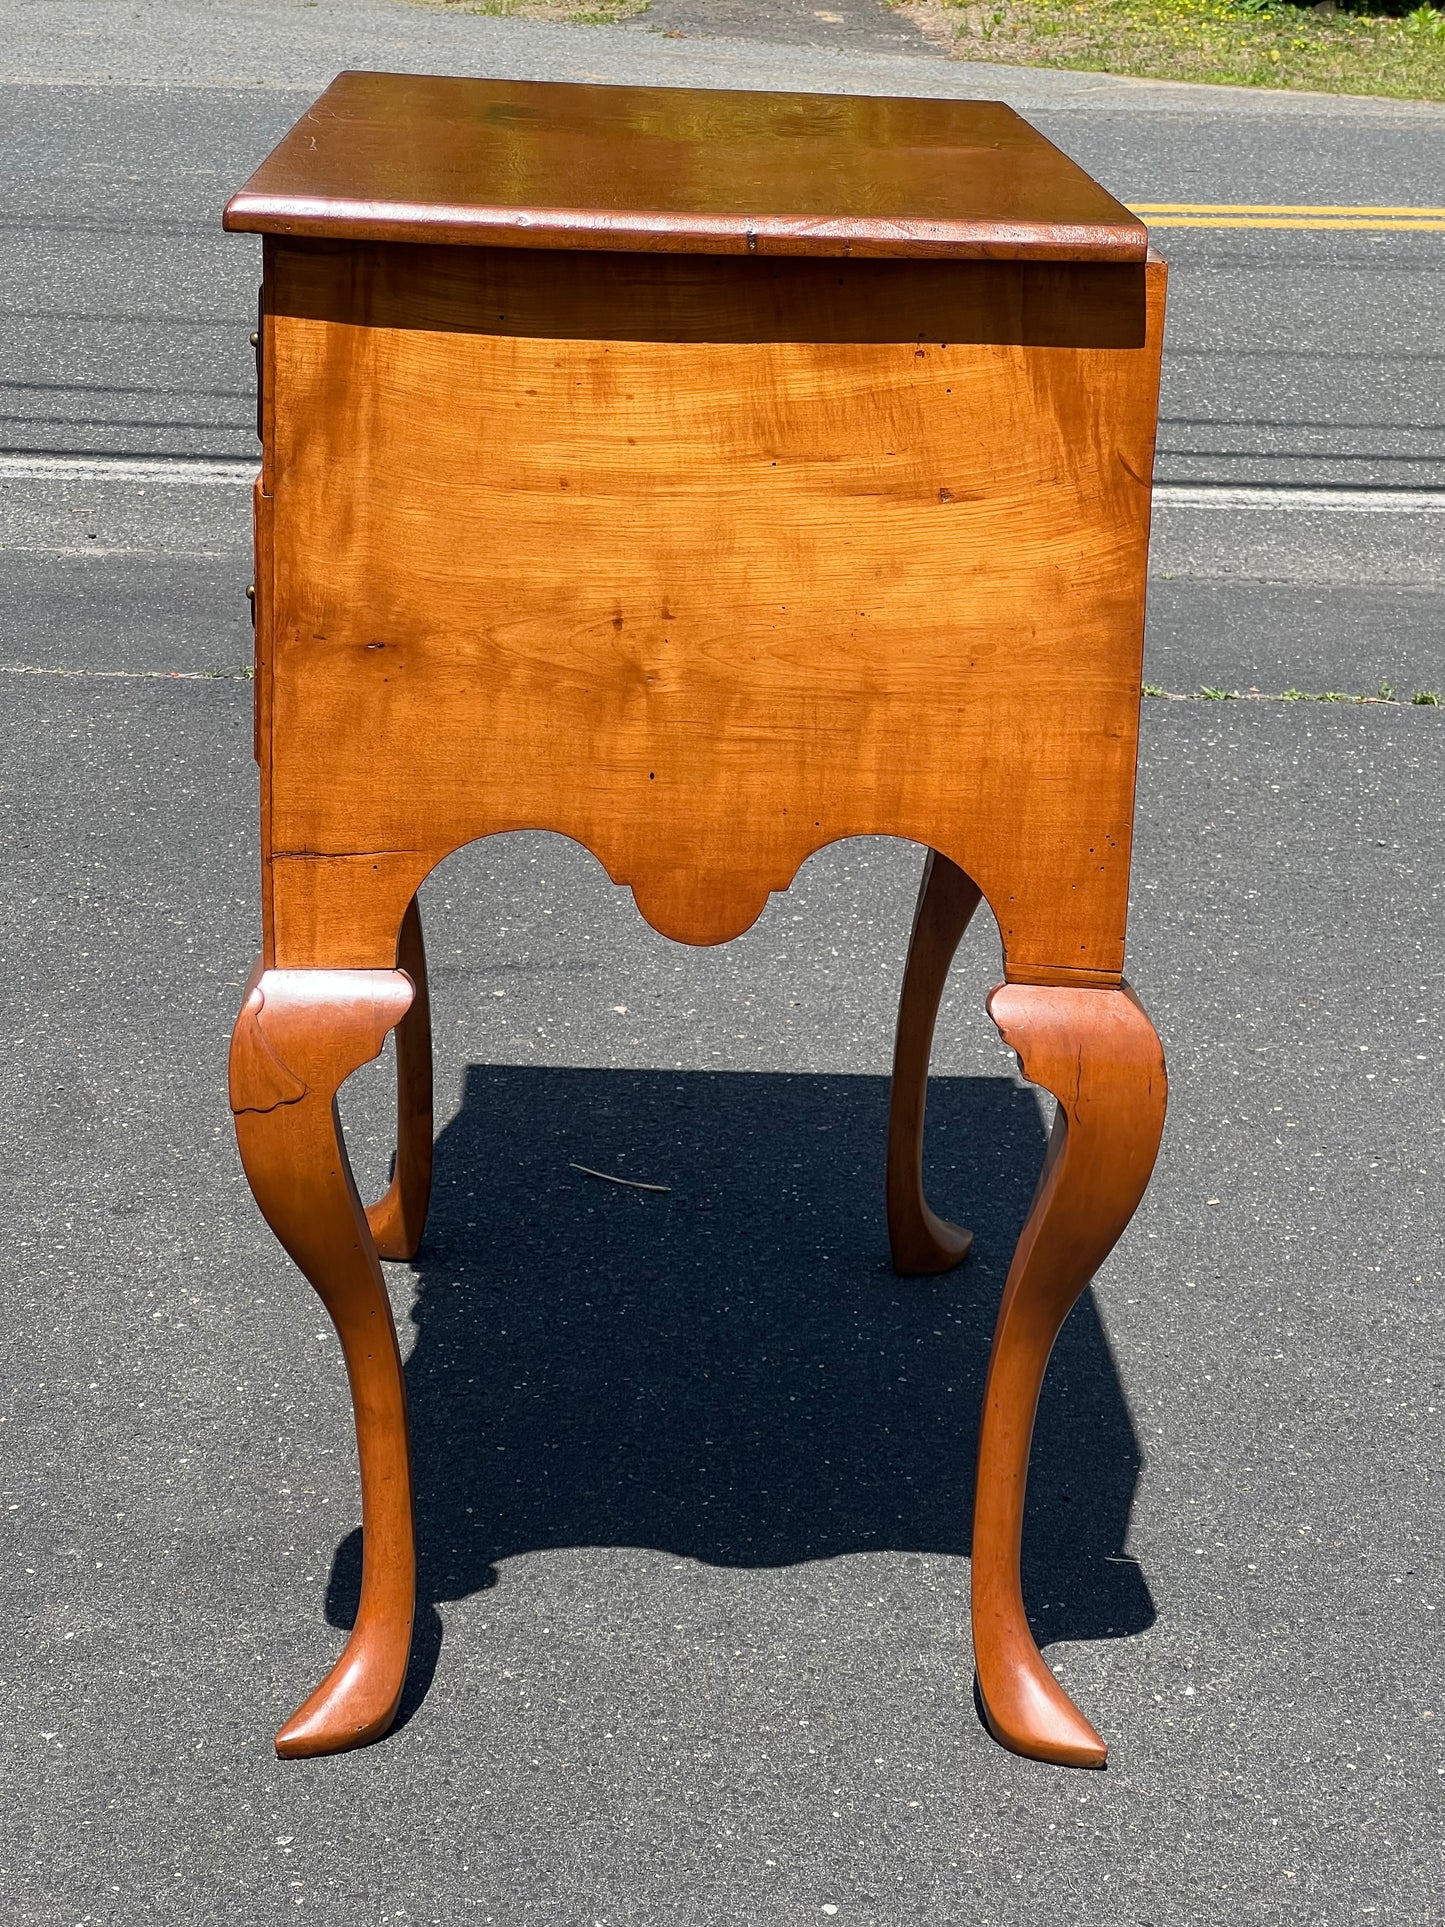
259 243 1165 977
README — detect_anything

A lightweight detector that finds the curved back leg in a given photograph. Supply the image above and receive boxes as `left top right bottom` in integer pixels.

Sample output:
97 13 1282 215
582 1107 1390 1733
971 981 1167 1767
230 965 418 1757
366 893 434 1262
886 848 984 1274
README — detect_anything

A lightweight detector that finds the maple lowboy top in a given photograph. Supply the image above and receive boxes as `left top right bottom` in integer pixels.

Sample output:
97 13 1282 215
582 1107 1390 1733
223 70 1147 262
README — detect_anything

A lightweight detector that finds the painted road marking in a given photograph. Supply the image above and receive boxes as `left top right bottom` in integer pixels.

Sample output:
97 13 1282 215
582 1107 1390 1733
1133 202 1445 231
0 453 256 483
1155 483 1445 513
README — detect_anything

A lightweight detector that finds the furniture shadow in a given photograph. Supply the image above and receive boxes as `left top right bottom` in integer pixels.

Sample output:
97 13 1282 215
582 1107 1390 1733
324 1065 1155 1723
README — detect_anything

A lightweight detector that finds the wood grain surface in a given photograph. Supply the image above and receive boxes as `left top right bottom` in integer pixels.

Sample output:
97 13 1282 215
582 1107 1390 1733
230 964 419 1757
223 72 1148 262
256 240 1165 984
886 848 983 1273
364 895 434 1264
232 85 1170 1767
973 981 1168 1767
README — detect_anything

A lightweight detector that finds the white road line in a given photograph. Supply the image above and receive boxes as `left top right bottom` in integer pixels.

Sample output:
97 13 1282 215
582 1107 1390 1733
0 454 257 485
2 455 1443 516
1154 483 1445 513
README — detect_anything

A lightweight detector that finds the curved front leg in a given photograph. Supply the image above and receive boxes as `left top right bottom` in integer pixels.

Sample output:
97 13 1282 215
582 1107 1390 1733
886 849 984 1274
366 895 434 1262
230 964 418 1758
972 982 1166 1768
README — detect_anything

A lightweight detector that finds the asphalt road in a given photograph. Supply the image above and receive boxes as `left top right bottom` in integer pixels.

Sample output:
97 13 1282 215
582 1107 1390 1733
0 4 1442 1924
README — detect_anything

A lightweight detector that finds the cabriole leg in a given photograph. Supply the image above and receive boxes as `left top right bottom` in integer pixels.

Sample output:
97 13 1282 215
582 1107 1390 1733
366 895 434 1262
230 964 418 1758
972 981 1167 1768
886 849 984 1274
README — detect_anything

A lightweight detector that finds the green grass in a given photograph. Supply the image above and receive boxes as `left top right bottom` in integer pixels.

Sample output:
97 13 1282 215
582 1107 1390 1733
1142 683 1445 703
409 0 1445 93
897 0 1445 98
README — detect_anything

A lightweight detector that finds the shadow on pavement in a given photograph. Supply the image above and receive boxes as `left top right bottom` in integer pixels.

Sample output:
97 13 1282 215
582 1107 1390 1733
324 1065 1155 1724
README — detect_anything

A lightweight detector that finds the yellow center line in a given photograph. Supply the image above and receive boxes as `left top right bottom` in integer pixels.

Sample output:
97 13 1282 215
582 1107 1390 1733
1133 203 1445 215
1129 201 1445 232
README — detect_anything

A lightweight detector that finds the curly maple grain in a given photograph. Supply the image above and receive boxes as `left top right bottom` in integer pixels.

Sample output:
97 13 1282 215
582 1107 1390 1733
886 849 984 1274
972 982 1166 1768
230 965 418 1757
365 896 434 1262
256 237 1163 981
